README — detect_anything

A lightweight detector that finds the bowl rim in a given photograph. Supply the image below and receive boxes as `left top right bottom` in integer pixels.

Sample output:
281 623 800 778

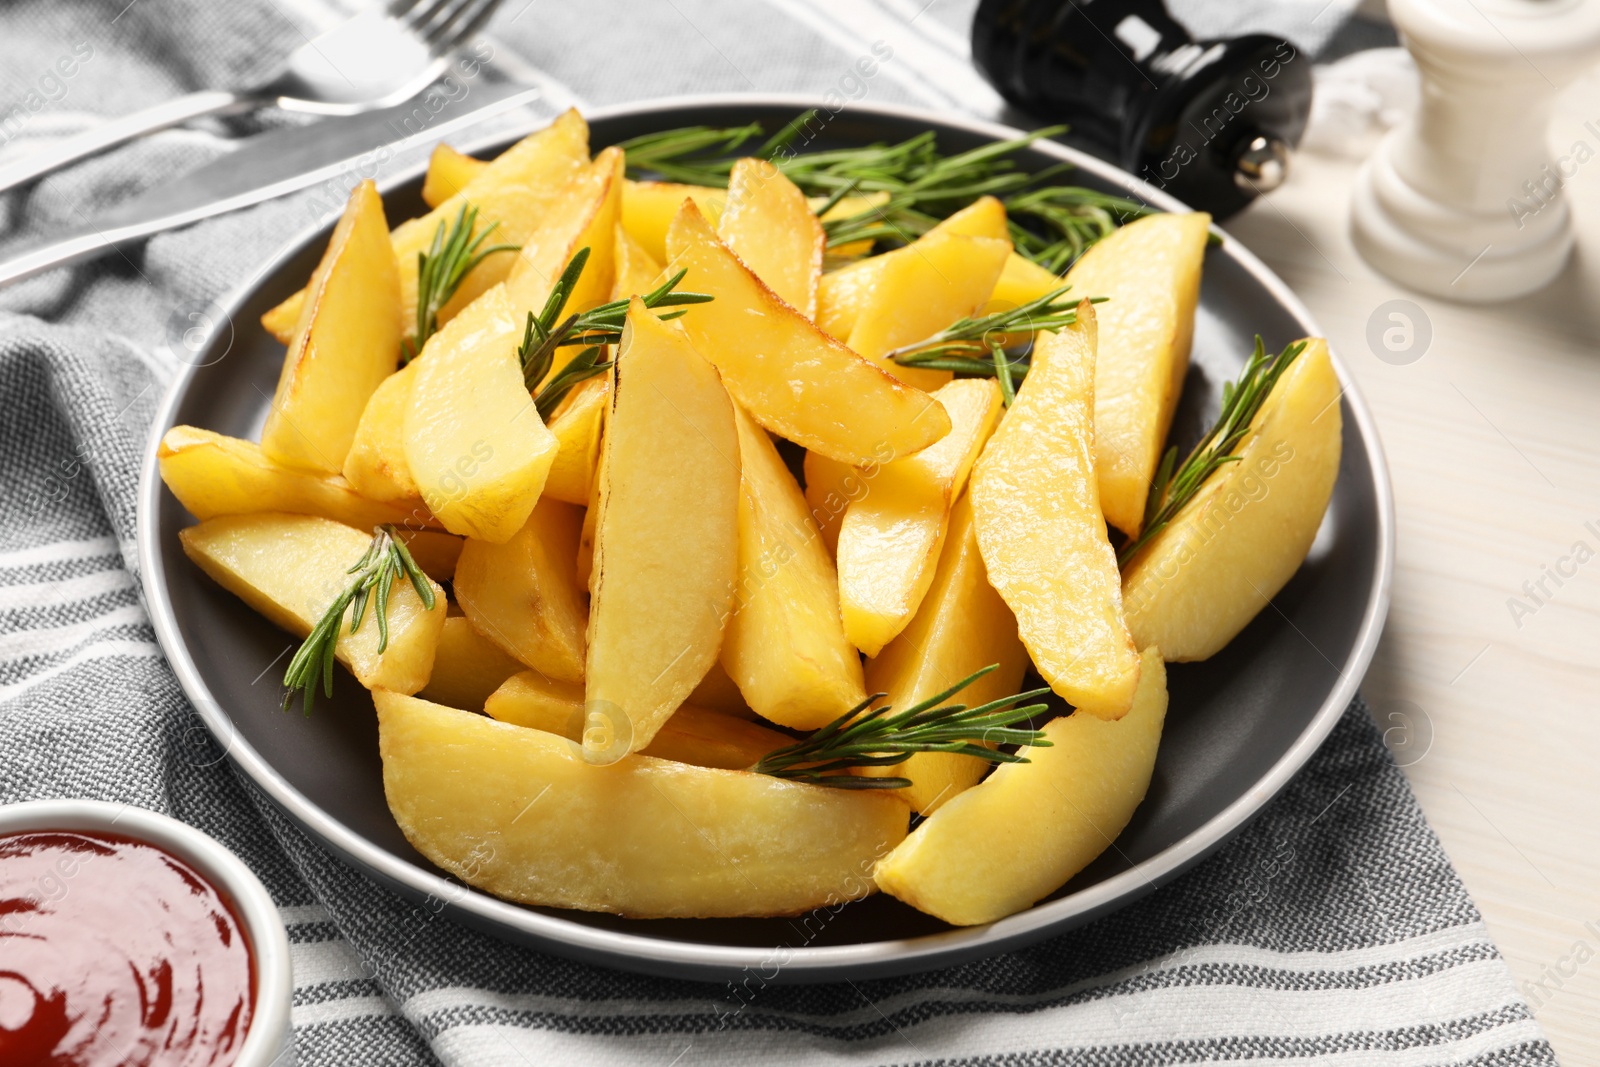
135 92 1395 980
0 798 293 1064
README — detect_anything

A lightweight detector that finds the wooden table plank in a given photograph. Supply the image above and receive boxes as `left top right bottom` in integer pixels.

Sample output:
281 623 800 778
1223 67 1600 1063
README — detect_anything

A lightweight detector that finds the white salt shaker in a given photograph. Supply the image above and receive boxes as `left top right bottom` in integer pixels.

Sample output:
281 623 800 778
1351 0 1600 300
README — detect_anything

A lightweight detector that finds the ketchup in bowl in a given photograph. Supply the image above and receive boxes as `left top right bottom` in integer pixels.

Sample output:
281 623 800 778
0 830 255 1067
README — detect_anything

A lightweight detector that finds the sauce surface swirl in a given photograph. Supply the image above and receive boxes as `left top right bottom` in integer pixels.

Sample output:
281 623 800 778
0 829 255 1067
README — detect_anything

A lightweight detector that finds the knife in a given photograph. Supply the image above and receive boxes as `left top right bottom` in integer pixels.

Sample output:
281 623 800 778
0 80 550 288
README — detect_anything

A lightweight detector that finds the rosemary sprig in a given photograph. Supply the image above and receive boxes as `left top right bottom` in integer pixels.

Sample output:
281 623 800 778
1118 337 1309 566
885 284 1104 399
516 248 713 414
282 526 435 715
614 121 764 184
1003 185 1157 274
620 113 1156 269
749 666 1052 790
820 192 936 249
616 113 818 186
533 344 611 421
810 179 859 220
403 203 519 363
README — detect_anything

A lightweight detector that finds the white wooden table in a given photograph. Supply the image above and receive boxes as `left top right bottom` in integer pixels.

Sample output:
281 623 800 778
1223 63 1600 1064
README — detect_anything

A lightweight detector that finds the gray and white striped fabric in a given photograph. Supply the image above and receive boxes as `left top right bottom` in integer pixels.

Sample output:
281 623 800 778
0 1 1554 1064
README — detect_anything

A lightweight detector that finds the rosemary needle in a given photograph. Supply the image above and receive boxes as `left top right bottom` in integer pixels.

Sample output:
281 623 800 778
750 666 1051 790
516 247 713 416
886 284 1105 399
281 526 434 715
1118 337 1309 566
403 202 519 363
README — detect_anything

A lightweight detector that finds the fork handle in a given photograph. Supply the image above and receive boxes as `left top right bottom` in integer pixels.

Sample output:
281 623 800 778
0 90 242 195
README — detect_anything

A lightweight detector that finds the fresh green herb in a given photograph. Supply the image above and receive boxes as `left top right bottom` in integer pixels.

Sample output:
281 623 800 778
810 179 860 221
532 345 612 420
1003 185 1159 274
620 113 1157 269
615 121 765 184
989 339 1020 407
282 526 435 715
885 284 1104 400
515 248 714 415
1118 337 1309 566
819 192 931 250
749 666 1051 790
403 203 519 363
515 246 594 390
616 112 819 186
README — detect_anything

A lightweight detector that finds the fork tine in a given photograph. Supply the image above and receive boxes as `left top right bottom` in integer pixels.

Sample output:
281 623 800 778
405 0 467 32
387 0 434 25
406 0 470 38
394 0 457 32
423 0 505 52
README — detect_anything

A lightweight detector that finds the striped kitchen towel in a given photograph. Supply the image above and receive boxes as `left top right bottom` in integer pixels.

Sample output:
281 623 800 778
0 0 1552 1064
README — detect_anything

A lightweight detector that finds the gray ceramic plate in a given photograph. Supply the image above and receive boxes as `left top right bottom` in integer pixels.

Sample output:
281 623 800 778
137 95 1393 983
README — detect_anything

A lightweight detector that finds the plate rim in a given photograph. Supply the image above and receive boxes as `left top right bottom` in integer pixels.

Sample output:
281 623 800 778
136 92 1396 981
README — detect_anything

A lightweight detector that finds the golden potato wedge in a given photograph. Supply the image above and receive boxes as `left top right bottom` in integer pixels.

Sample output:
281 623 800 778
721 406 867 730
815 196 1011 341
815 258 874 341
485 671 786 770
375 689 906 917
838 378 1002 656
181 513 445 694
718 158 824 318
421 144 486 208
621 179 726 262
261 180 400 473
801 449 861 556
875 649 1167 925
814 196 1060 342
342 362 420 506
666 201 951 465
454 499 588 684
845 232 1011 391
262 109 590 343
931 193 1067 321
1066 211 1211 535
937 195 1009 239
971 301 1141 719
541 376 608 506
504 147 624 335
585 299 739 759
260 296 298 345
610 222 664 302
992 248 1062 311
417 614 523 710
158 426 436 530
859 493 1029 812
812 191 891 260
1123 339 1341 660
403 285 558 543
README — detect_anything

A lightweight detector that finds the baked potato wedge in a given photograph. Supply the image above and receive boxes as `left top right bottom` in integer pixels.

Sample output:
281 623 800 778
376 689 907 917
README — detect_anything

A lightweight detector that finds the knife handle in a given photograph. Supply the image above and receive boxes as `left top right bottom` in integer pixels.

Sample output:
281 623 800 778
0 91 241 195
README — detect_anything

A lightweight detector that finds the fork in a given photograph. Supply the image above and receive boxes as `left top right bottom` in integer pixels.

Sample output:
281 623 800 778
0 0 505 195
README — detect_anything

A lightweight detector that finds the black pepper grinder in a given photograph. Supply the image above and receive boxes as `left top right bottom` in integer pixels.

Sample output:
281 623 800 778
971 0 1313 216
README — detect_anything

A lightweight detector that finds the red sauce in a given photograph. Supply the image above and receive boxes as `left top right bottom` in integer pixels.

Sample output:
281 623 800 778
0 830 255 1067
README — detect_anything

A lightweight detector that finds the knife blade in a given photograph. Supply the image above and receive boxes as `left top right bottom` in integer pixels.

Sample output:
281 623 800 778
0 79 550 288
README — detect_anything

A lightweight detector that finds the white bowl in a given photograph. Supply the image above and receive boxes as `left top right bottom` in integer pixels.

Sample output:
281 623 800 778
0 798 294 1066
